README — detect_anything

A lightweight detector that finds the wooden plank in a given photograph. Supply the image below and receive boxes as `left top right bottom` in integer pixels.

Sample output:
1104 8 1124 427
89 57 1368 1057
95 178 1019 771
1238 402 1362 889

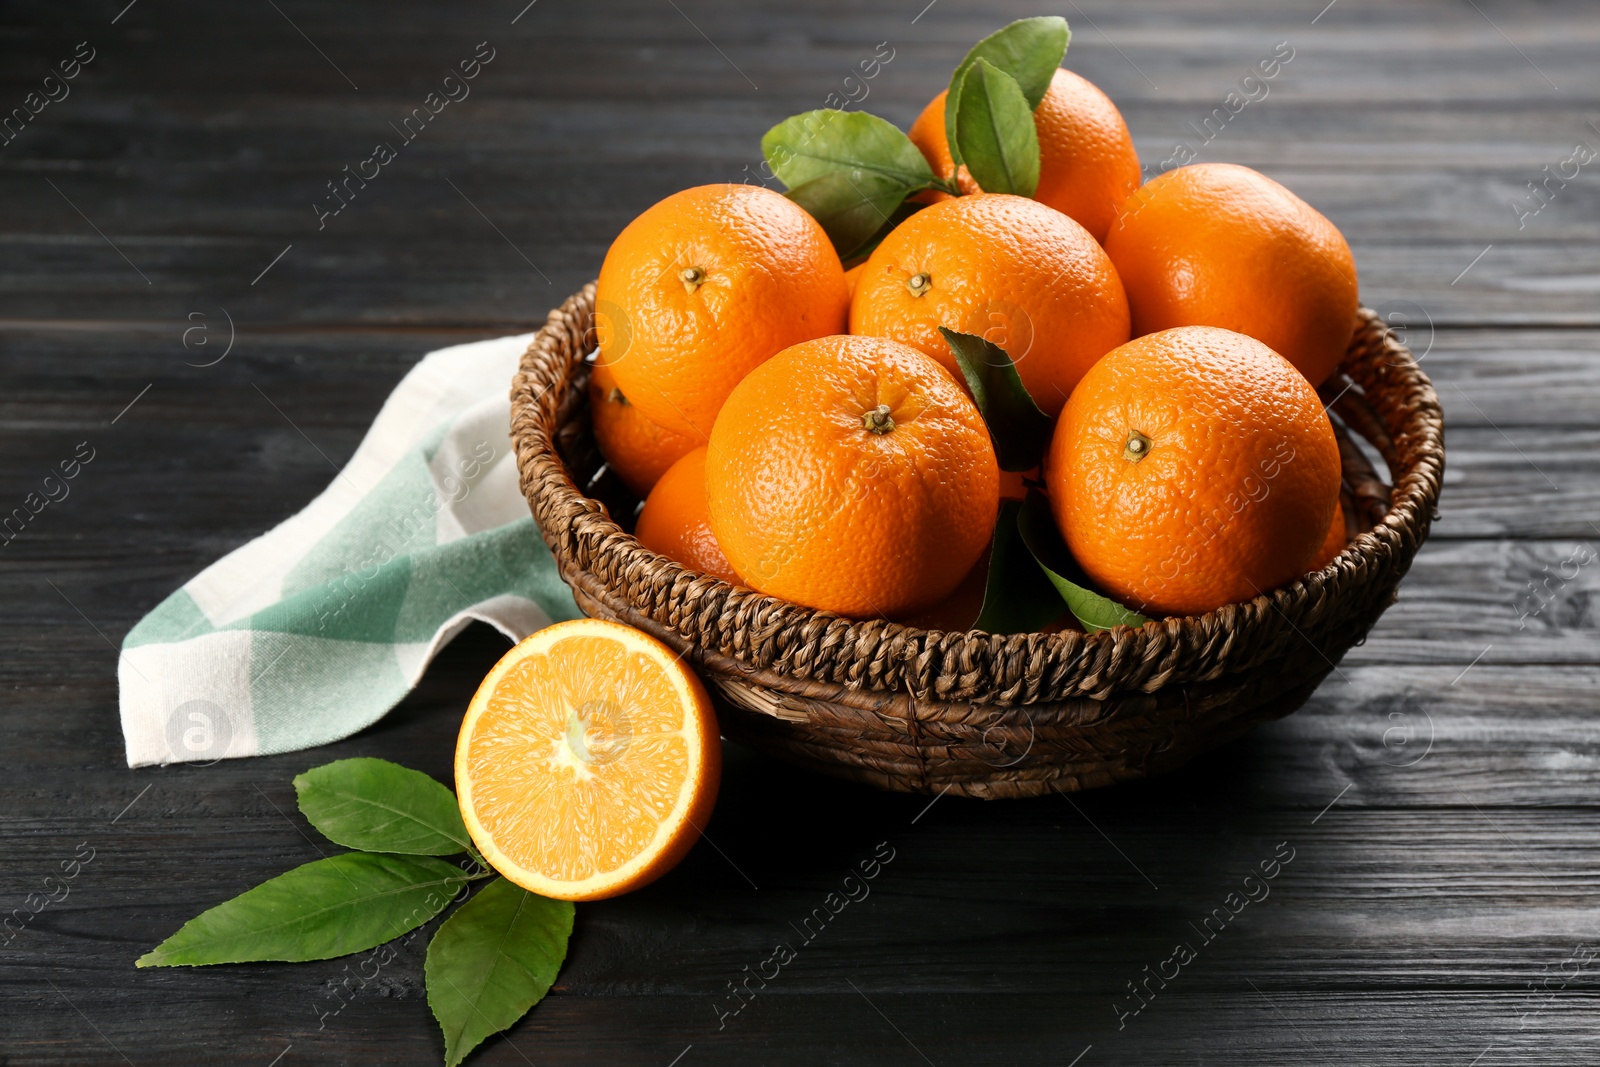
3 987 1592 1066
8 156 1600 251
0 6 1596 327
1423 328 1600 428
5 655 1600 1063
1348 540 1600 664
6 0 1594 106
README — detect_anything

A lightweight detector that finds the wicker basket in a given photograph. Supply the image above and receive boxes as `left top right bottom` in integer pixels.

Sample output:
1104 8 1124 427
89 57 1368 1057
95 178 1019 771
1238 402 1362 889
511 284 1444 799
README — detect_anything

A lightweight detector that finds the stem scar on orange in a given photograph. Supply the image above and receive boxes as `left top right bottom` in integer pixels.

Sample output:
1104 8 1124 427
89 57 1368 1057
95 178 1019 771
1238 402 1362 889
595 183 850 438
704 334 1000 619
1104 162 1359 387
456 618 721 902
849 193 1130 417
907 68 1143 243
1048 326 1341 618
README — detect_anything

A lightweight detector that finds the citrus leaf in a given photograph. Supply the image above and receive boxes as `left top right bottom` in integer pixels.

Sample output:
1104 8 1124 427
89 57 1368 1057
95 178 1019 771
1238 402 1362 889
842 199 925 265
136 853 470 967
1016 490 1149 632
761 109 936 191
426 877 575 1067
953 60 1041 198
294 758 471 856
944 16 1069 166
785 170 914 260
973 499 1070 634
939 327 1054 472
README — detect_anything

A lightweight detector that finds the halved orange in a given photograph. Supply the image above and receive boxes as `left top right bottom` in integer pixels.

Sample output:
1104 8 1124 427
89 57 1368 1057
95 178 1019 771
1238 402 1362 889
455 618 721 901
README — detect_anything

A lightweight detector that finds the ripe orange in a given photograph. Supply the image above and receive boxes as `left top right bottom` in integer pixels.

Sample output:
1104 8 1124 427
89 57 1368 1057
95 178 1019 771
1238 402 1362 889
634 447 741 585
456 617 721 902
705 334 999 618
595 183 850 437
588 361 701 498
906 68 1142 242
1103 162 1359 387
1048 326 1341 617
1310 500 1348 572
849 194 1129 415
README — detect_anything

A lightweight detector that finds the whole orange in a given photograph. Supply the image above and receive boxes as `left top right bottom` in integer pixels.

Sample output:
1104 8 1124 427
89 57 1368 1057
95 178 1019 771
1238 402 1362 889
849 194 1129 416
588 361 701 498
634 447 741 585
1103 162 1359 387
705 335 999 618
1048 326 1341 617
906 68 1142 242
596 184 849 437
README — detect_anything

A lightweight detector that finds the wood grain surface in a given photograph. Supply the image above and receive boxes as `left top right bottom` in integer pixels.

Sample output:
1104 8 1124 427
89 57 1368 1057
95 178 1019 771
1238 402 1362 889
3 0 1597 1063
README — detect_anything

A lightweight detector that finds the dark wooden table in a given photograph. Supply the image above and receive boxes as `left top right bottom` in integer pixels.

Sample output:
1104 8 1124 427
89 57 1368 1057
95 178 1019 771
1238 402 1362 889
4 0 1597 1063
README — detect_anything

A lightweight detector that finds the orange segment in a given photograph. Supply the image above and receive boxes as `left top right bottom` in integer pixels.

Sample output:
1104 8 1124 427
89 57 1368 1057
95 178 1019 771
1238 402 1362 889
455 618 720 901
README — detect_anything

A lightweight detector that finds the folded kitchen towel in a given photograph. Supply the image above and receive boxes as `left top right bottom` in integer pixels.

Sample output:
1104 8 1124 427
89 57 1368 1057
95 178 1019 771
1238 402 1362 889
118 333 579 767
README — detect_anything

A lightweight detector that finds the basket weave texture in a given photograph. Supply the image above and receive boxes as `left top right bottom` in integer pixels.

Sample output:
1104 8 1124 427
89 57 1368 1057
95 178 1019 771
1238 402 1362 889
511 284 1444 798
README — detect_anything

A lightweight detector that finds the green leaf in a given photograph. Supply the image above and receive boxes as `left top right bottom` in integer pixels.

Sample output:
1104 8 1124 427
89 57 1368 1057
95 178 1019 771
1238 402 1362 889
938 327 1054 472
294 758 471 857
973 500 1070 634
953 60 1041 198
1016 491 1149 632
786 171 914 260
762 109 936 190
842 200 925 266
945 16 1069 166
761 110 938 254
136 853 470 967
426 877 575 1067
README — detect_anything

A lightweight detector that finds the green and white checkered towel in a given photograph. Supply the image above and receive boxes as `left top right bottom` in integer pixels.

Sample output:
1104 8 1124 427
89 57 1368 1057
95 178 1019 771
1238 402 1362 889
118 333 579 767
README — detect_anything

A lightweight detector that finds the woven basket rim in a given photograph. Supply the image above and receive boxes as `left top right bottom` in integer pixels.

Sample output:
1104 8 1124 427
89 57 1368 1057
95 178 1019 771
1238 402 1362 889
510 285 1444 707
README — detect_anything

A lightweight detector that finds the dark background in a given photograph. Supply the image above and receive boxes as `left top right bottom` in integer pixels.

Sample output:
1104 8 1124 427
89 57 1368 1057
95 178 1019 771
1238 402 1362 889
4 0 1598 1063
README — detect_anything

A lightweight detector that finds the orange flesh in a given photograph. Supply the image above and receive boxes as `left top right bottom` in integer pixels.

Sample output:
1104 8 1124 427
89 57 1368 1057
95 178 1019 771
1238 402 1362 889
457 619 718 900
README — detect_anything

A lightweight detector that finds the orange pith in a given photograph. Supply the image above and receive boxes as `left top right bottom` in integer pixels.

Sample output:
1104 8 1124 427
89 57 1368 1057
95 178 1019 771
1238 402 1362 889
455 618 720 902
